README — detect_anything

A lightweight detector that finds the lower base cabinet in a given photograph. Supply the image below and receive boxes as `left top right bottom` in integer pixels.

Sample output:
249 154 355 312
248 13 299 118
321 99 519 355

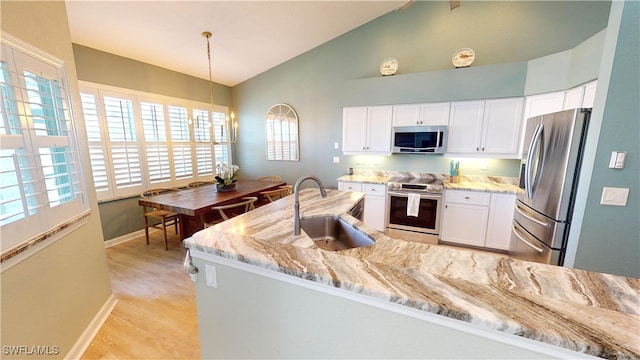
441 190 515 251
338 181 387 232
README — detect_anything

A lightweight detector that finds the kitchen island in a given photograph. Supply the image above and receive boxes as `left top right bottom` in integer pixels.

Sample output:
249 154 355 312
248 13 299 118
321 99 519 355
183 188 639 359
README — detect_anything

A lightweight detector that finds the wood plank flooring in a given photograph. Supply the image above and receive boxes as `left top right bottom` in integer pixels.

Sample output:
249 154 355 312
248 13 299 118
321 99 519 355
81 231 200 359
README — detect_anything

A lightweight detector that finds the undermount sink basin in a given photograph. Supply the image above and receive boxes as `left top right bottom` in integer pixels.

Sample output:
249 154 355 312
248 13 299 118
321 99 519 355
300 215 375 251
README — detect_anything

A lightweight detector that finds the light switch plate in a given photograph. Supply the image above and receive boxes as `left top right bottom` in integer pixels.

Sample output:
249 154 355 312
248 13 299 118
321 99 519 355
600 187 629 206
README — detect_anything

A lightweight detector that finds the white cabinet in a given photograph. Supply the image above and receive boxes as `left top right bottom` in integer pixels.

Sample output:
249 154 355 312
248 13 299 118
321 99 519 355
441 190 515 251
392 103 450 126
582 80 597 108
343 106 392 155
441 190 491 247
447 98 523 157
338 181 387 232
523 91 565 120
420 103 450 126
564 80 598 110
338 181 362 192
485 193 516 251
446 100 485 154
563 86 585 110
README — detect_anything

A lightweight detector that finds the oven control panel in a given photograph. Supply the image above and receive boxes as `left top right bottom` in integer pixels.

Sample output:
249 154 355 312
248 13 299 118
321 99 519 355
388 182 443 194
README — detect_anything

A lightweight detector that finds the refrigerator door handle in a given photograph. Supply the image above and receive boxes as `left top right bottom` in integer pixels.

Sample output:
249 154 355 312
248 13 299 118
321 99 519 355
512 225 545 253
515 203 549 228
525 123 545 199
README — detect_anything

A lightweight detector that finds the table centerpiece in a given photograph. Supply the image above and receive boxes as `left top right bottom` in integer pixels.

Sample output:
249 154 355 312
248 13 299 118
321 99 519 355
215 163 240 192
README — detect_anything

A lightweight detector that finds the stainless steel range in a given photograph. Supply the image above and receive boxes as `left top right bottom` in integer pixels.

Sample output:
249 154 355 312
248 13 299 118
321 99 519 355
386 177 443 245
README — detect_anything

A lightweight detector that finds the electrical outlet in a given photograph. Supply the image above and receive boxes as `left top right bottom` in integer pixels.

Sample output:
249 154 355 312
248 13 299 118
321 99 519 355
600 187 629 206
333 156 340 164
205 264 218 288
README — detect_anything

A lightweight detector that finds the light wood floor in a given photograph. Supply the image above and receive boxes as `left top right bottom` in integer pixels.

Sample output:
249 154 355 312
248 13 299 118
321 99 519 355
81 231 200 359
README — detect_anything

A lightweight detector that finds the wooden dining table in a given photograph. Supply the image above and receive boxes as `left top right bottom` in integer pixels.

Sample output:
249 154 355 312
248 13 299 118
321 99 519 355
138 179 286 241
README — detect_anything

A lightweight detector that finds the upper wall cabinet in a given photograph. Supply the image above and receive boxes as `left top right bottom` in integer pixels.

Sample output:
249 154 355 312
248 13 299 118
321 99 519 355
343 106 393 155
523 91 565 120
446 97 524 158
524 80 597 120
564 80 597 109
392 103 450 127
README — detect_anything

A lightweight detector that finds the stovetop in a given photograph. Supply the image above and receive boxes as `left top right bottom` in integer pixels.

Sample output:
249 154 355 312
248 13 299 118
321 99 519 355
387 177 443 194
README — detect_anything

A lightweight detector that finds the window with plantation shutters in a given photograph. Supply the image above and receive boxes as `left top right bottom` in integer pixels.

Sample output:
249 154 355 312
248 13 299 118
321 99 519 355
78 82 232 201
1 35 88 256
168 105 192 179
141 102 170 184
104 95 143 196
80 93 109 198
193 108 214 176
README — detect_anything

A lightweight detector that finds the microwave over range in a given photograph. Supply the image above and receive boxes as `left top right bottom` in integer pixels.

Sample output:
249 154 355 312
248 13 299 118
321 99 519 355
392 126 447 154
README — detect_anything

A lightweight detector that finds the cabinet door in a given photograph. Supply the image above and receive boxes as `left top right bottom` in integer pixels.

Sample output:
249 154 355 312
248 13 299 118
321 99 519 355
366 106 393 153
481 97 524 155
342 107 367 153
420 102 450 126
446 100 485 153
363 194 386 232
485 193 516 251
523 91 565 119
440 202 489 247
392 104 420 126
563 86 585 110
582 80 597 108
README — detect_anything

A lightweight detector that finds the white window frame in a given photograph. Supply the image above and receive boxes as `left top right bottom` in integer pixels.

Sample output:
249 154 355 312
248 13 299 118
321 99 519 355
0 33 89 257
78 82 232 201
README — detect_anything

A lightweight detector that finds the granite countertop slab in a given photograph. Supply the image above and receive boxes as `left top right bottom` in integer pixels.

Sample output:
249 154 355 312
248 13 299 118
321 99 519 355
337 174 391 184
444 175 520 194
184 189 640 359
338 172 520 194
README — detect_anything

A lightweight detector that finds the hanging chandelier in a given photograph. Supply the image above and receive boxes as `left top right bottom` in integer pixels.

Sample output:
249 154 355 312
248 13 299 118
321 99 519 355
202 31 237 144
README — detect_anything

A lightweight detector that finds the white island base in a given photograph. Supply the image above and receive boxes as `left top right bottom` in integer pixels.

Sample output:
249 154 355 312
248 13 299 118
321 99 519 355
191 251 596 359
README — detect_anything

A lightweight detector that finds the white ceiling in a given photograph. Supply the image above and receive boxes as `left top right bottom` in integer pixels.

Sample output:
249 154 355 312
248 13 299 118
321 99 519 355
65 1 406 87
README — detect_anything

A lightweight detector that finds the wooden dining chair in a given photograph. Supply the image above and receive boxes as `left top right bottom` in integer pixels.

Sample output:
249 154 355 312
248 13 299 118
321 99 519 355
140 188 180 250
260 185 293 203
205 197 258 227
256 175 282 183
187 181 213 188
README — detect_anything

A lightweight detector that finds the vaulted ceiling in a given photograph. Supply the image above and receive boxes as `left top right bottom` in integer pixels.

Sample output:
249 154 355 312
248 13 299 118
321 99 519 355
65 1 406 86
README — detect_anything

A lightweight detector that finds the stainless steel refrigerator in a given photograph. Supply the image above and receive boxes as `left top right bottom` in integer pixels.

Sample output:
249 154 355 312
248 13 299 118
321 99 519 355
510 108 591 265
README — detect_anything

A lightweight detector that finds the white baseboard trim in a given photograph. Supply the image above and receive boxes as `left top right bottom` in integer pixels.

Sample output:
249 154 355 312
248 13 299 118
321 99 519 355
65 294 118 360
104 229 158 248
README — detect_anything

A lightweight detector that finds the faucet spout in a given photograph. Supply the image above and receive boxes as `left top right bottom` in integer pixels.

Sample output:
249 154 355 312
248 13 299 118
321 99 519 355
293 175 327 235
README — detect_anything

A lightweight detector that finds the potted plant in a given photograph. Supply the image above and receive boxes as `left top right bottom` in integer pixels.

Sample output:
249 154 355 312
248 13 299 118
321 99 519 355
215 163 240 192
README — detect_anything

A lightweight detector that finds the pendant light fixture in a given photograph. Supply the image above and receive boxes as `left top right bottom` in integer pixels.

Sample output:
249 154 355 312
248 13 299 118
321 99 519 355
202 31 237 144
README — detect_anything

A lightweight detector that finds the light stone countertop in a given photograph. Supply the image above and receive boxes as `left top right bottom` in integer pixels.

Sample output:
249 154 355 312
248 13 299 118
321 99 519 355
337 173 520 193
184 188 640 359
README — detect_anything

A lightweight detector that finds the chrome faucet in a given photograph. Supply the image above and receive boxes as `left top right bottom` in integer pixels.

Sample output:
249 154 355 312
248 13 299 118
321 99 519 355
293 175 327 235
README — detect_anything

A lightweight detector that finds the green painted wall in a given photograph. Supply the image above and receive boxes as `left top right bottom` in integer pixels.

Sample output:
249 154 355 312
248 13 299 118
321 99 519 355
232 1 611 186
571 1 640 277
0 1 113 358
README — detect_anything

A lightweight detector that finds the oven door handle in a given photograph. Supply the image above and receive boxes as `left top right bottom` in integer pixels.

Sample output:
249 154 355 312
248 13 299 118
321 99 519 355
388 191 441 199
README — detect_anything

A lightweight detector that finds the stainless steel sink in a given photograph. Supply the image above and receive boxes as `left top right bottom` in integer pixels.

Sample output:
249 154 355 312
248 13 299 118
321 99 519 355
300 215 375 251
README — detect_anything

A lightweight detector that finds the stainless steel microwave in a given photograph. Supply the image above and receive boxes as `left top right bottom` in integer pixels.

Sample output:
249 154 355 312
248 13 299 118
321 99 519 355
392 126 447 154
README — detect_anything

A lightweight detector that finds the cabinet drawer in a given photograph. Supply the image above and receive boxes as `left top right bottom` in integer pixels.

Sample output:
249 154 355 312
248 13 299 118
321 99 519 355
339 182 363 192
445 190 491 206
364 183 386 197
